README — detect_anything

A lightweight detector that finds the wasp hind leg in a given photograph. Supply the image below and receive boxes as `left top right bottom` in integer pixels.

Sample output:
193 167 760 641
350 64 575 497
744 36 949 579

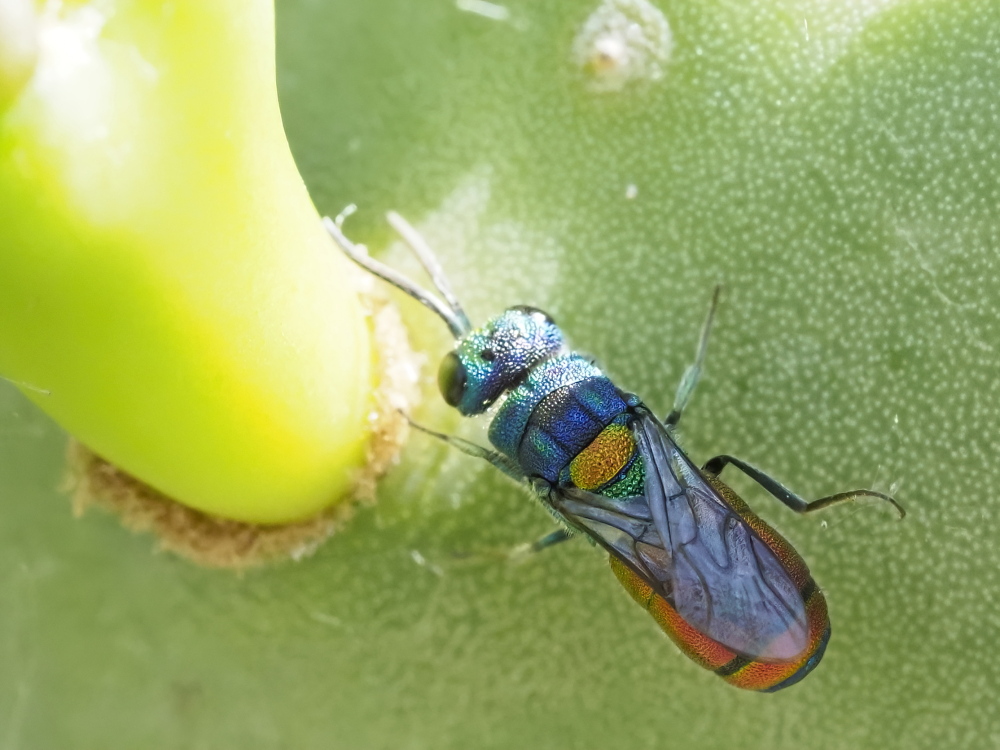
702 454 906 519
664 285 722 429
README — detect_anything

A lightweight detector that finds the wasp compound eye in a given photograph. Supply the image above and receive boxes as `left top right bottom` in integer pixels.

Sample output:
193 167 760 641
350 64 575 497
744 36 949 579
438 351 467 408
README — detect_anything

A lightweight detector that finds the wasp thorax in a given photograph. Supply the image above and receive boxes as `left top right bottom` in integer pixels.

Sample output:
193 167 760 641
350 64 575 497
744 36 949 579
439 307 563 416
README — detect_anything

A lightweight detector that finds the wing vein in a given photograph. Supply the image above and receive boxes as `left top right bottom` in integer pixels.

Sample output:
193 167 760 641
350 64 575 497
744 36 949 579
550 405 809 662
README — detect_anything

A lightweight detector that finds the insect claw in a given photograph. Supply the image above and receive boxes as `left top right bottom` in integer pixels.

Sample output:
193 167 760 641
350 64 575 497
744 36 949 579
853 489 906 520
886 495 907 520
843 490 907 520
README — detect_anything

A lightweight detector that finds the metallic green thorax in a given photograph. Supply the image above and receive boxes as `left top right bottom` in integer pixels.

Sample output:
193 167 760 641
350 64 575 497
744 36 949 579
439 307 563 416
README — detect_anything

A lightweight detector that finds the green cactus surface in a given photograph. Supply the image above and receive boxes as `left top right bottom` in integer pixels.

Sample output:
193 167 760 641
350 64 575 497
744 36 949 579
2 0 999 746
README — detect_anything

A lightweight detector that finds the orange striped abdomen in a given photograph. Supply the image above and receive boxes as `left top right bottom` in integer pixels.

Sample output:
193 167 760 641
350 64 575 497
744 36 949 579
609 555 830 691
608 473 831 692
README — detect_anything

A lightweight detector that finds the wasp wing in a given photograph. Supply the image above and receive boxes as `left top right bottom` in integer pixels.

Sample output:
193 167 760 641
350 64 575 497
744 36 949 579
551 407 809 662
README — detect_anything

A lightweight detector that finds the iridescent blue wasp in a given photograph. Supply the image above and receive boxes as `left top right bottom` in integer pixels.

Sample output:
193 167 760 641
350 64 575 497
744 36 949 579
324 208 903 691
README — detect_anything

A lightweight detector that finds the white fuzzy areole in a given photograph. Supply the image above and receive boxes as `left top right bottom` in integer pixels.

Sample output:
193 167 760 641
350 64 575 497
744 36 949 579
572 0 673 93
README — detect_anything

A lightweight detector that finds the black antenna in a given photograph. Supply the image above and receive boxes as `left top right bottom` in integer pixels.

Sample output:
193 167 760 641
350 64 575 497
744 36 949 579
323 206 472 339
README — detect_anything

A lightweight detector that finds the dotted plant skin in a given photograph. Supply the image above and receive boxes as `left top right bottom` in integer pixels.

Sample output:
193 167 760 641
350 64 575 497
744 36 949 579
1 0 999 747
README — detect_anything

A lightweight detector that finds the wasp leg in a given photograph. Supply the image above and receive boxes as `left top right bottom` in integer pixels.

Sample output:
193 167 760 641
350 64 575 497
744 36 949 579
404 414 525 481
517 528 574 554
530 528 574 550
507 528 576 563
702 454 906 519
664 285 722 429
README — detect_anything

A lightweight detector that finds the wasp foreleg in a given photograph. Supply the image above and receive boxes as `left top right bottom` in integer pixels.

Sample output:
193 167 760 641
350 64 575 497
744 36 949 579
403 413 525 480
702 454 905 519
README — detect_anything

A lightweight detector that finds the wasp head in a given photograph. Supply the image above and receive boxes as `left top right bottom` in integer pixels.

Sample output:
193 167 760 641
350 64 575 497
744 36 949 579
438 306 563 415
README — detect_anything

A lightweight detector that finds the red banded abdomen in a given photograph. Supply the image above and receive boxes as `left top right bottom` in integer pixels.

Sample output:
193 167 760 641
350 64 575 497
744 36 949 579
609 473 831 692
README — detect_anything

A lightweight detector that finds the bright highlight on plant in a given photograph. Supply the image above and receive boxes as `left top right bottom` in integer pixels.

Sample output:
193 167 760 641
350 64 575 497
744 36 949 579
0 0 399 537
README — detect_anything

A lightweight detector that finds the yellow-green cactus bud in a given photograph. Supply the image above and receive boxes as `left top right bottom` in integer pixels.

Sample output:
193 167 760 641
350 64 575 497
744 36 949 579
0 0 376 524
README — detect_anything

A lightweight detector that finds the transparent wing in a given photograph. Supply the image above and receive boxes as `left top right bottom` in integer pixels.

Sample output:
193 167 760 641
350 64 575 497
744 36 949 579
551 407 809 662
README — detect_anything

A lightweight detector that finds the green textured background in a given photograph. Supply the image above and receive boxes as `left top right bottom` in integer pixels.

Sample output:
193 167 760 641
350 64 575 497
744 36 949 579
2 0 999 746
